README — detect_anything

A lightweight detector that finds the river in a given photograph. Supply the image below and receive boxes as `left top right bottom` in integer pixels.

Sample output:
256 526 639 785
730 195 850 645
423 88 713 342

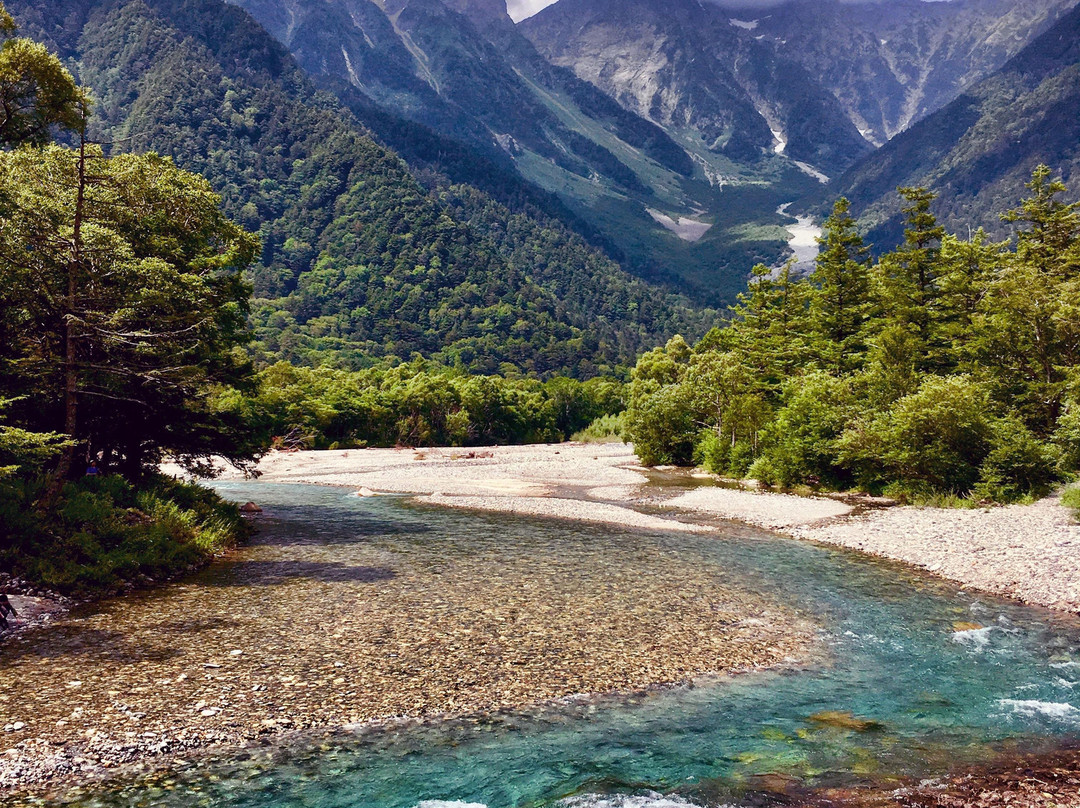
778 202 821 272
11 480 1080 808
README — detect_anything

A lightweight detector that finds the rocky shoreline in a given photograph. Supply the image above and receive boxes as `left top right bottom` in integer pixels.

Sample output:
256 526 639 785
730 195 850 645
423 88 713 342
4 443 1080 802
221 443 1080 615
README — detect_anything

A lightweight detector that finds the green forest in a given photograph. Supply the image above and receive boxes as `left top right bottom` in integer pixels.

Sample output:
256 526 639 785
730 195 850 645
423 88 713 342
3 0 1080 601
625 178 1080 504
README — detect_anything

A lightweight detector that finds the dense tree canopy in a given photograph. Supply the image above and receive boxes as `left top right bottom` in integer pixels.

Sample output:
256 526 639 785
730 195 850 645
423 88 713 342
0 0 87 147
626 168 1080 502
0 145 261 480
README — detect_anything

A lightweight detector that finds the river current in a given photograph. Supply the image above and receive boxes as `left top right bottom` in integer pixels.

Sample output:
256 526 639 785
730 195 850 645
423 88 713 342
27 483 1080 807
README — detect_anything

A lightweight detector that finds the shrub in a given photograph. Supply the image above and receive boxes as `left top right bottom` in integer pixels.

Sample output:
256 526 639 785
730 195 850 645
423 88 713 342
754 373 854 488
571 413 626 443
0 473 247 596
839 376 994 495
624 382 696 465
976 417 1059 502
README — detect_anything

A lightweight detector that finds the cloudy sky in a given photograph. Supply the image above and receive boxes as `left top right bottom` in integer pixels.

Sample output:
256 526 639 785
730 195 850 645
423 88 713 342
505 0 556 20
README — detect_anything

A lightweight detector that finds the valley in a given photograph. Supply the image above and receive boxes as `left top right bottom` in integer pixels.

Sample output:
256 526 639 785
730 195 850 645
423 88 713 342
3 1 1080 807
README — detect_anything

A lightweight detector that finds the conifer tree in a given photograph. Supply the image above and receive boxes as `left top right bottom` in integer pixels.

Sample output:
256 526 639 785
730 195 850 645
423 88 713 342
874 187 947 371
809 198 871 373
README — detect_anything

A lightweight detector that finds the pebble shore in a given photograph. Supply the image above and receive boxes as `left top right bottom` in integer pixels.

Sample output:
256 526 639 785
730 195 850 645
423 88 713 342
4 442 1079 800
233 443 1080 614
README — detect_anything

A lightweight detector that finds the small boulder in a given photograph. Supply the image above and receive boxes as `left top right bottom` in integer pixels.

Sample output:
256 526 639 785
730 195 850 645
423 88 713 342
239 502 262 514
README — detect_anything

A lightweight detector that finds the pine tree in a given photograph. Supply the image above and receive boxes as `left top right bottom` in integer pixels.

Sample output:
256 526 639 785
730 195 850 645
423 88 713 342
874 187 947 371
809 198 872 373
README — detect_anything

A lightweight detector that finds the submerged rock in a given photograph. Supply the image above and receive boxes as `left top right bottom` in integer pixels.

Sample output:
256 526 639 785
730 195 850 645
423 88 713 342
239 502 262 514
807 710 884 732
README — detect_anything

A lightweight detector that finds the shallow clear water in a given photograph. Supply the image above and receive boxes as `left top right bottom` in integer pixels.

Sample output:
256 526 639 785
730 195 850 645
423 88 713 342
46 483 1080 807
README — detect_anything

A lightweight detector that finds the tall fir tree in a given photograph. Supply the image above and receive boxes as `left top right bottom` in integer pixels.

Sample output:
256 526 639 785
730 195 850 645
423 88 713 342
809 197 872 373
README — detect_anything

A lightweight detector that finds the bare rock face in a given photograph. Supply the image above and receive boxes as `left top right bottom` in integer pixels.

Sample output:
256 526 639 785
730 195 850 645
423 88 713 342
520 0 1072 173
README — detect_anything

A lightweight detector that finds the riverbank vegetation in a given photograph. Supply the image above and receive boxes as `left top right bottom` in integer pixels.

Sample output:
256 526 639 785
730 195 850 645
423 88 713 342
0 5 257 596
239 362 624 449
626 175 1080 503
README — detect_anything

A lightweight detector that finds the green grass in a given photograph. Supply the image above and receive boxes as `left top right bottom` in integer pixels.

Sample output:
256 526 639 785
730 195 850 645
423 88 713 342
1061 484 1080 519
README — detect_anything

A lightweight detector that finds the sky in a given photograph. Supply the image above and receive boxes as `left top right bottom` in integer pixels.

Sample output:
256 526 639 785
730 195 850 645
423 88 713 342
505 0 557 20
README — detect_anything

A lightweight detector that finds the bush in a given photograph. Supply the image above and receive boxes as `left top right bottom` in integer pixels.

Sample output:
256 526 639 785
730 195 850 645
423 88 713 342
1062 484 1080 519
754 373 854 488
694 430 755 477
571 413 625 443
976 417 1059 502
624 382 696 465
0 473 247 596
839 376 994 495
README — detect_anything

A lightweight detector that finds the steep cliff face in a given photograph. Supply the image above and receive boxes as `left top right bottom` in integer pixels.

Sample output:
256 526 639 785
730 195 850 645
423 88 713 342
521 0 1073 171
749 0 1074 147
521 0 872 176
829 1 1080 248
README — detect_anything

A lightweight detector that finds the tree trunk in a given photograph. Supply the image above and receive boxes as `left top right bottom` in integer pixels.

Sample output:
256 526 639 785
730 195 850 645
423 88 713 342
44 136 88 503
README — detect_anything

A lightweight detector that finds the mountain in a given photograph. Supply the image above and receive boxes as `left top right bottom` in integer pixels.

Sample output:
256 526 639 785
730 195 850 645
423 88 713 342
521 0 873 176
826 1 1080 248
749 0 1073 147
224 0 822 305
10 0 711 376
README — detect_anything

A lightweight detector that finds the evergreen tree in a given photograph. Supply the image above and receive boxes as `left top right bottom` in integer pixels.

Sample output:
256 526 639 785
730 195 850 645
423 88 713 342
874 187 947 371
729 260 812 387
0 145 261 483
0 1 88 147
976 167 1080 433
808 198 872 372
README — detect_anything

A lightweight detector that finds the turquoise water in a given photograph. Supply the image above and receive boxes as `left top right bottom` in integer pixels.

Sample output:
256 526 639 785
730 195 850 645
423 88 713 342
57 484 1080 807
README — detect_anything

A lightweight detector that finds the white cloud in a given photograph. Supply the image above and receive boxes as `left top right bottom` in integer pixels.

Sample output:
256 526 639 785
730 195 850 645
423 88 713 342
505 0 954 23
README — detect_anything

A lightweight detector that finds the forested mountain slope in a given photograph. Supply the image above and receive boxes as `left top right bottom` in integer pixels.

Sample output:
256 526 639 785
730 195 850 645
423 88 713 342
10 0 710 376
828 1 1080 248
227 0 818 305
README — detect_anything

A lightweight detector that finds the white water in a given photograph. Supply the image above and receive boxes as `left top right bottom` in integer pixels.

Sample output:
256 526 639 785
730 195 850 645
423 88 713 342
562 795 711 808
777 202 821 271
997 699 1080 721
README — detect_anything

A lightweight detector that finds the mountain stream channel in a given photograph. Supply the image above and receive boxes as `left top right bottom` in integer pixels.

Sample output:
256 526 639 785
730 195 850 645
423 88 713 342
3 479 1080 807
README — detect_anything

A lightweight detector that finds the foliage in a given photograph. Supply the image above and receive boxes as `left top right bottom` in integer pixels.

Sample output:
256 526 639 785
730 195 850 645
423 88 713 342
0 472 246 595
626 170 1080 502
238 361 625 449
571 413 626 444
9 0 710 377
0 0 88 147
0 144 262 480
0 11 255 597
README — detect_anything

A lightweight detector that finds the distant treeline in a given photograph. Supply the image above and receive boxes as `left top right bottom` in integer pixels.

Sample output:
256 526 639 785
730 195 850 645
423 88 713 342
625 169 1080 503
230 362 625 450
